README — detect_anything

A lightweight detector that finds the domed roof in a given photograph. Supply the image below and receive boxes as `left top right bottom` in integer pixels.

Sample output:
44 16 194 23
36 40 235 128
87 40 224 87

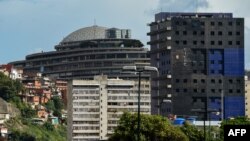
61 25 108 43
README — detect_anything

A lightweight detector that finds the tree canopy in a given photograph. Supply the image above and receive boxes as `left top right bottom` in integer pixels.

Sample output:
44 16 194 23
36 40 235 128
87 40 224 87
109 112 188 141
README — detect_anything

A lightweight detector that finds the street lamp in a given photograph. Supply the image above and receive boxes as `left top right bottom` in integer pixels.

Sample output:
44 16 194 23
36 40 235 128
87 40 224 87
122 66 158 141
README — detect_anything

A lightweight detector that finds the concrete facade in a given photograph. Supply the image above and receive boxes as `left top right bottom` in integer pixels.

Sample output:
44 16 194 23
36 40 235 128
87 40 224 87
67 75 151 141
148 12 245 120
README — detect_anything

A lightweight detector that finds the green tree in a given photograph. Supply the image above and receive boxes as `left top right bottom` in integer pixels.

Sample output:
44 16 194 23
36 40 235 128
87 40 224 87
43 122 54 131
109 112 188 141
52 96 64 110
219 116 250 140
180 121 203 141
21 106 36 118
0 72 24 102
44 100 55 112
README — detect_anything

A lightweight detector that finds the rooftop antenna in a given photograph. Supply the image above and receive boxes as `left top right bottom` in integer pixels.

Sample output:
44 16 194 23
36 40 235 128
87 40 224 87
93 18 96 39
195 0 198 17
94 18 96 26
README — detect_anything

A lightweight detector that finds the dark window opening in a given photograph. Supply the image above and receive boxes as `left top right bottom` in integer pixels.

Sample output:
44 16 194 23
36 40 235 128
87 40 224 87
218 41 223 45
236 41 241 45
211 41 215 45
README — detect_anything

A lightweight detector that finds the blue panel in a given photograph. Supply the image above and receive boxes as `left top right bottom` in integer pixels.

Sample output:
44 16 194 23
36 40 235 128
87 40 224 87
224 96 245 119
208 49 224 75
224 48 244 76
209 97 221 120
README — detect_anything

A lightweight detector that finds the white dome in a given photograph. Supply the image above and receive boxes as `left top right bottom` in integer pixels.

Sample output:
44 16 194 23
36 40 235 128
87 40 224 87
61 25 108 43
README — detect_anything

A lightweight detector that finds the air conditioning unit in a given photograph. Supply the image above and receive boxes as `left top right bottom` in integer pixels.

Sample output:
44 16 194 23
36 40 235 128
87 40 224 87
167 27 171 30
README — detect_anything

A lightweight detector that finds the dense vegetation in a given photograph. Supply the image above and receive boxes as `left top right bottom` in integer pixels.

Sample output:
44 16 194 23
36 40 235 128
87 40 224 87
5 118 66 141
0 72 66 141
109 112 250 141
109 112 188 141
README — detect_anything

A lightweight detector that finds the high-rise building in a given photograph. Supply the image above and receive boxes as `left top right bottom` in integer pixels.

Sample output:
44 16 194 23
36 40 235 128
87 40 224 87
148 12 245 120
67 75 151 141
9 25 149 80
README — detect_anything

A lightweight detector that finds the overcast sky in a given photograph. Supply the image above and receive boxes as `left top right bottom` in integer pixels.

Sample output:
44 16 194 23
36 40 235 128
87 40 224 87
0 0 249 69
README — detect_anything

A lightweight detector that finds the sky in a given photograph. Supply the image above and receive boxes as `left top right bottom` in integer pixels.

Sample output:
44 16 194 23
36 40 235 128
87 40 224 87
0 0 249 69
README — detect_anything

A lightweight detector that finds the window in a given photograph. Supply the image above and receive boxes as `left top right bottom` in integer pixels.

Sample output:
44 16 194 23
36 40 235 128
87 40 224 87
236 21 241 26
228 31 232 35
201 79 205 83
229 79 233 83
236 31 240 35
201 22 205 26
183 89 187 93
183 21 187 25
219 79 222 83
176 21 180 25
193 41 197 45
237 79 241 83
211 41 215 45
236 41 240 45
183 31 187 35
211 79 215 83
176 89 180 92
228 21 233 26
176 79 180 83
183 79 188 83
211 22 215 26
218 22 223 26
175 31 179 35
193 31 197 35
211 60 215 64
193 79 197 83
183 40 187 45
229 89 233 93
201 40 205 45
193 70 197 73
237 89 241 93
218 41 223 45
218 31 223 35
211 89 215 93
228 41 232 45
201 31 205 35
193 89 198 93
175 40 180 45
210 31 215 35
201 89 205 93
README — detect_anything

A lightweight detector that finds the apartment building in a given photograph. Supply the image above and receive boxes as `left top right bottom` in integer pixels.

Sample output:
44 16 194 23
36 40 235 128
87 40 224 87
67 75 150 141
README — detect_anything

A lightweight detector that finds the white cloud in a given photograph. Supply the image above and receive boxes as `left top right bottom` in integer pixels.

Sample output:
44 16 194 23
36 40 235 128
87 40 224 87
157 0 208 12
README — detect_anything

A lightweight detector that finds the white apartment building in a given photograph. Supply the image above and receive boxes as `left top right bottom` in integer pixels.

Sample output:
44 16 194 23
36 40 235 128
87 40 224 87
67 75 151 141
